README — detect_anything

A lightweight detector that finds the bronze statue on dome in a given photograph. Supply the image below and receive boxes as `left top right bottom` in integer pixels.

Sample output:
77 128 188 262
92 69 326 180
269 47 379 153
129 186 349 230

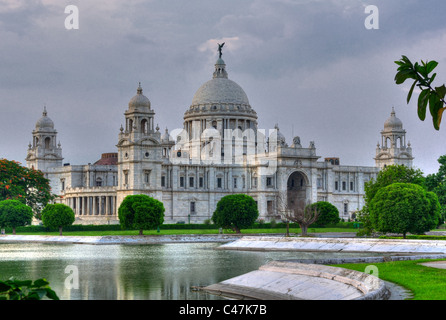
217 42 225 59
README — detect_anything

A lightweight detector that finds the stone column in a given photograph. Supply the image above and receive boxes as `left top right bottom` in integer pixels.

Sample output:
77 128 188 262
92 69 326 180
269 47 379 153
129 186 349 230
104 196 108 215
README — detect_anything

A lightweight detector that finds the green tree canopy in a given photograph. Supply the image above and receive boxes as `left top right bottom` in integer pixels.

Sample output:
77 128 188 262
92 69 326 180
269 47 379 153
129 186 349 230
118 195 165 235
425 155 446 224
0 199 34 235
308 201 340 227
41 203 75 235
369 183 440 238
0 159 55 218
211 194 259 233
358 164 425 235
365 164 425 204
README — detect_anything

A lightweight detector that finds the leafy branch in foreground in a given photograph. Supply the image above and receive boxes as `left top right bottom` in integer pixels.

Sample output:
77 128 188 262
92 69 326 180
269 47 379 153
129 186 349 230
394 55 446 130
0 277 59 300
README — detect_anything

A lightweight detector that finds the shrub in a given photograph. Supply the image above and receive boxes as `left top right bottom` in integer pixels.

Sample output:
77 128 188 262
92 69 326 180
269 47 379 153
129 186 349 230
118 195 165 235
41 203 75 235
369 183 440 238
308 201 340 227
211 194 258 233
0 200 33 234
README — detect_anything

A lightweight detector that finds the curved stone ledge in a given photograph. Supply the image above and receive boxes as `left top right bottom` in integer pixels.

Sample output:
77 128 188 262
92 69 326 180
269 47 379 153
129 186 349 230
202 260 390 300
219 236 446 256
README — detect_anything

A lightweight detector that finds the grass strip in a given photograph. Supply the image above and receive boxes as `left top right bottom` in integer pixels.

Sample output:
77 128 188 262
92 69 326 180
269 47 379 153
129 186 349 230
331 259 446 300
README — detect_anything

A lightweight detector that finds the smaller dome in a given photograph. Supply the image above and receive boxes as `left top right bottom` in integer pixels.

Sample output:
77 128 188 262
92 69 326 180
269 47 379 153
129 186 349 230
161 128 172 142
128 83 151 110
384 108 403 131
268 124 287 147
35 107 55 130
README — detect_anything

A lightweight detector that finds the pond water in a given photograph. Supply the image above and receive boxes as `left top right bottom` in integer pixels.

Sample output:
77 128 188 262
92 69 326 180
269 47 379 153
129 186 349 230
0 242 378 300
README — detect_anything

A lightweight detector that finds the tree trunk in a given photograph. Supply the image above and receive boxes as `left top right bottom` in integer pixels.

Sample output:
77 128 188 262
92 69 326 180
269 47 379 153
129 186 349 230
13 227 16 235
139 229 144 235
300 224 308 237
286 221 290 237
59 226 63 236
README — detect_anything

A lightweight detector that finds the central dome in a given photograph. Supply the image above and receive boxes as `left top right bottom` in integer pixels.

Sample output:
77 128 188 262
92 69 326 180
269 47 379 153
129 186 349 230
184 57 257 121
191 77 250 106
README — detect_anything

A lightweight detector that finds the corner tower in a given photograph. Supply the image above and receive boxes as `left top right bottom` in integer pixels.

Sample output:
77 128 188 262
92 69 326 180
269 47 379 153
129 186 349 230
375 108 413 169
116 84 162 205
26 107 63 171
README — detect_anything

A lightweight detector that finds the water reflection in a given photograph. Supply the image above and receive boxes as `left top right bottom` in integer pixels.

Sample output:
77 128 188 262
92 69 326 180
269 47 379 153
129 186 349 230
0 242 377 300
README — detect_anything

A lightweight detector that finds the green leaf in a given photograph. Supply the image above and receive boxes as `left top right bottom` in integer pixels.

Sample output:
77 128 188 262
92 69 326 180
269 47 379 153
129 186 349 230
0 282 12 292
426 60 439 74
395 70 412 84
32 278 49 288
436 84 446 100
407 80 418 104
13 280 32 287
417 89 430 121
45 288 60 300
429 94 442 130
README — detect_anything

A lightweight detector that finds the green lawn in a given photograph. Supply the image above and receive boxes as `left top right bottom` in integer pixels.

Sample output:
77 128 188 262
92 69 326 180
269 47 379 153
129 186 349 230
332 259 446 300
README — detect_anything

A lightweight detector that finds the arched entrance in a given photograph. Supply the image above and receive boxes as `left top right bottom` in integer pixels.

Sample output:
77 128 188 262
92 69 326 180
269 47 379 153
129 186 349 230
286 171 308 212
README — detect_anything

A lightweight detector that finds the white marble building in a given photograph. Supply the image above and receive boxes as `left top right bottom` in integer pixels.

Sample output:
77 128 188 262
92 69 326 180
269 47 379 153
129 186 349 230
25 54 413 225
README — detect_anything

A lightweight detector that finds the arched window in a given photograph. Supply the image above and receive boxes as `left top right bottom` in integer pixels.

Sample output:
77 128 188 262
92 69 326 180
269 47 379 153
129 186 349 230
44 137 51 149
141 119 148 134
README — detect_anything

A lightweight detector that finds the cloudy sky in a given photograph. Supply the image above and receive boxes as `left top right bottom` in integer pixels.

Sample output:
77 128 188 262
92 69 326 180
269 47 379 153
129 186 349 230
1 0 446 174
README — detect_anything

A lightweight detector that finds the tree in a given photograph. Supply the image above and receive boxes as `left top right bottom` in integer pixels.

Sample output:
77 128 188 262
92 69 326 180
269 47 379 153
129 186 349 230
0 159 55 218
41 203 75 235
118 194 165 235
358 164 425 235
369 183 440 238
308 201 340 227
0 200 33 235
278 188 319 236
284 200 319 237
211 194 258 233
394 56 446 130
425 155 446 225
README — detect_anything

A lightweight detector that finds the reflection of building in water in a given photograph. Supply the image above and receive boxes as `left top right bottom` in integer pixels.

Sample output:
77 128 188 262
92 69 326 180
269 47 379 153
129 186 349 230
25 52 413 224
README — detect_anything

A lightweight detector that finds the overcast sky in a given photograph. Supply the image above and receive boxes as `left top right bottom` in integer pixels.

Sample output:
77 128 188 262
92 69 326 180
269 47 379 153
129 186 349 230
1 0 446 175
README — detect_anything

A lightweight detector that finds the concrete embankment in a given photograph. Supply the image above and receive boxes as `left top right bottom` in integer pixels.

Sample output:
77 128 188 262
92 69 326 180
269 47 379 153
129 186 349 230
202 260 390 300
200 235 446 300
217 236 446 263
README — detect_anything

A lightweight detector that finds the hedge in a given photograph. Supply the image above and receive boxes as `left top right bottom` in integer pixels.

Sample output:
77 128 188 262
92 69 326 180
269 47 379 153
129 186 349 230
0 221 359 234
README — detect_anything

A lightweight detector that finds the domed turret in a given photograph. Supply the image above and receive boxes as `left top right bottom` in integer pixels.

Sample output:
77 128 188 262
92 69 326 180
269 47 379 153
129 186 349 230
384 107 403 131
35 107 55 130
128 83 151 111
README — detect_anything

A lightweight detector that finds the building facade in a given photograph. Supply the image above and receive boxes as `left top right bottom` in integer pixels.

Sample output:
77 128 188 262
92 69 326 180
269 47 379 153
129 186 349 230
25 55 413 225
